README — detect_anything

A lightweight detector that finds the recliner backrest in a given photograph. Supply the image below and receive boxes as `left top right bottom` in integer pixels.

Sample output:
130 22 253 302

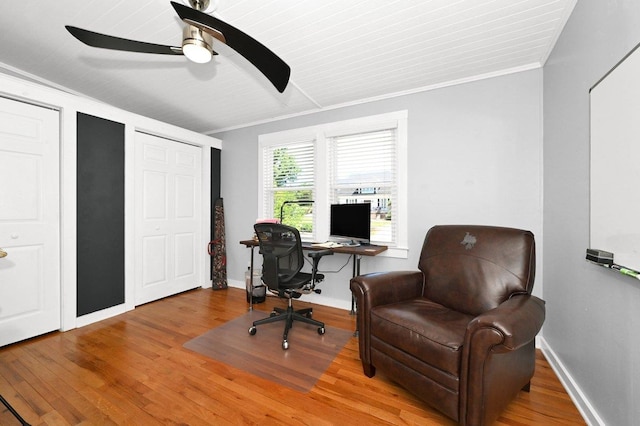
254 223 304 291
418 225 536 317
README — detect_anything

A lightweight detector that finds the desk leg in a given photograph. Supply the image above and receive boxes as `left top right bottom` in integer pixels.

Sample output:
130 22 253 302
248 246 255 311
351 254 362 337
350 254 361 315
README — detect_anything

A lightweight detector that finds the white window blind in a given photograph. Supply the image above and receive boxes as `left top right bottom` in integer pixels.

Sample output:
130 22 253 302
329 129 397 244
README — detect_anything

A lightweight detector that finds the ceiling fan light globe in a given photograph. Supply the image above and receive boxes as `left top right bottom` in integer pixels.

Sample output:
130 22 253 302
183 42 212 63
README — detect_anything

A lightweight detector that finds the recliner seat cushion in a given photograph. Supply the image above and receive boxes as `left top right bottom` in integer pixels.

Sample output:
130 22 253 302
370 298 473 376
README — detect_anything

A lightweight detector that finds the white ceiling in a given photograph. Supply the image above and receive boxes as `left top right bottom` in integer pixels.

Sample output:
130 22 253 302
0 0 575 134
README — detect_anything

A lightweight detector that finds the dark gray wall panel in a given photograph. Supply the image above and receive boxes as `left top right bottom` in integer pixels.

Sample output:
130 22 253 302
76 112 125 316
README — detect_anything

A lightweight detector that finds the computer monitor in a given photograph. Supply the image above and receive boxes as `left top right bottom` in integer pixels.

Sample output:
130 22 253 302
329 203 371 245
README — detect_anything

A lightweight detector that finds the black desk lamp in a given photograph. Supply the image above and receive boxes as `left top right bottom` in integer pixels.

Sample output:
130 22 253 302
279 200 314 224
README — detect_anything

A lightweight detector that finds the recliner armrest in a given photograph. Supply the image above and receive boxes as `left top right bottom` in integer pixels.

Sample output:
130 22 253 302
350 271 424 308
461 295 545 425
466 294 545 352
350 271 424 371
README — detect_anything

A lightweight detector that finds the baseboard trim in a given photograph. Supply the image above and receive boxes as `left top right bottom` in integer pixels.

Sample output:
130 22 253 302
538 336 605 426
75 303 128 328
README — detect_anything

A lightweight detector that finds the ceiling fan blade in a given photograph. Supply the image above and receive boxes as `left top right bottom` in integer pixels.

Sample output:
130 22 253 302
66 26 183 56
170 2 291 92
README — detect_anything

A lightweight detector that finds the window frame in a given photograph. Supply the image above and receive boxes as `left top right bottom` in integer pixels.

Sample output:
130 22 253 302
258 111 408 258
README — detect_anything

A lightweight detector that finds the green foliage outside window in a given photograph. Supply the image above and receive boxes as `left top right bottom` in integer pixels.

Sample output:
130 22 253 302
273 191 313 232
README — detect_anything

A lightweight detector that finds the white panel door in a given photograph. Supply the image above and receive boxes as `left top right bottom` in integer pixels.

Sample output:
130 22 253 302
134 132 202 305
0 97 60 347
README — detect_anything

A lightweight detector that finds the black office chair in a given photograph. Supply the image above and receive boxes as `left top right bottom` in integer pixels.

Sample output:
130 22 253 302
248 223 333 350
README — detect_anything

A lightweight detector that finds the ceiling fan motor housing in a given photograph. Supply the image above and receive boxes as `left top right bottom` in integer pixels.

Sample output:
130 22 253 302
182 25 214 63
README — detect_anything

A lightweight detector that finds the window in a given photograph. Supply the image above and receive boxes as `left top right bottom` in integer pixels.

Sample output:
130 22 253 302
329 129 396 243
261 140 316 240
259 111 407 257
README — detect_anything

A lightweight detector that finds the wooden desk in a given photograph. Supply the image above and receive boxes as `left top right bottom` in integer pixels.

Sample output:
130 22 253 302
239 239 387 314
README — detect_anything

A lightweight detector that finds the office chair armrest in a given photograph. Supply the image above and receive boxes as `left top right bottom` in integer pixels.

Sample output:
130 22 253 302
308 249 334 259
309 249 333 283
308 249 333 271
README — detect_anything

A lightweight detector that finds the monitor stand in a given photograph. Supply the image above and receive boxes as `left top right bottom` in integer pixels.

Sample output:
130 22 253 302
342 240 361 247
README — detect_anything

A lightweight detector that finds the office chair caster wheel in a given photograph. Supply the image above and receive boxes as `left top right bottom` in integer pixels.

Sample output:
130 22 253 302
248 326 257 335
318 327 325 335
282 340 289 350
270 311 278 317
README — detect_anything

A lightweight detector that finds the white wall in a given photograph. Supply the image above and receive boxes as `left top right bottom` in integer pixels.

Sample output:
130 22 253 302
216 69 543 311
543 2 640 425
0 72 221 331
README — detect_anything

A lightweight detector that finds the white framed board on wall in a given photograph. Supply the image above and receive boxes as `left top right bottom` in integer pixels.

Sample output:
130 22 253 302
590 41 640 272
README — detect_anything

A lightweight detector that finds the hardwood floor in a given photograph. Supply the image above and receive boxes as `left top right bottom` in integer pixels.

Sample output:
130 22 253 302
0 287 585 425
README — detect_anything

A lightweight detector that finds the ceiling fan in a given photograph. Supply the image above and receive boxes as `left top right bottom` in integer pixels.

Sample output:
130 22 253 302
65 0 290 93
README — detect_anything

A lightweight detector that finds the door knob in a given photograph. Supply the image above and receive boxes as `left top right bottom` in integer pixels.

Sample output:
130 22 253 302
0 248 6 258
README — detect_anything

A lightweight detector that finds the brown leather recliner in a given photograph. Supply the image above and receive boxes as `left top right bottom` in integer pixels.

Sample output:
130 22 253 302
350 225 545 425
